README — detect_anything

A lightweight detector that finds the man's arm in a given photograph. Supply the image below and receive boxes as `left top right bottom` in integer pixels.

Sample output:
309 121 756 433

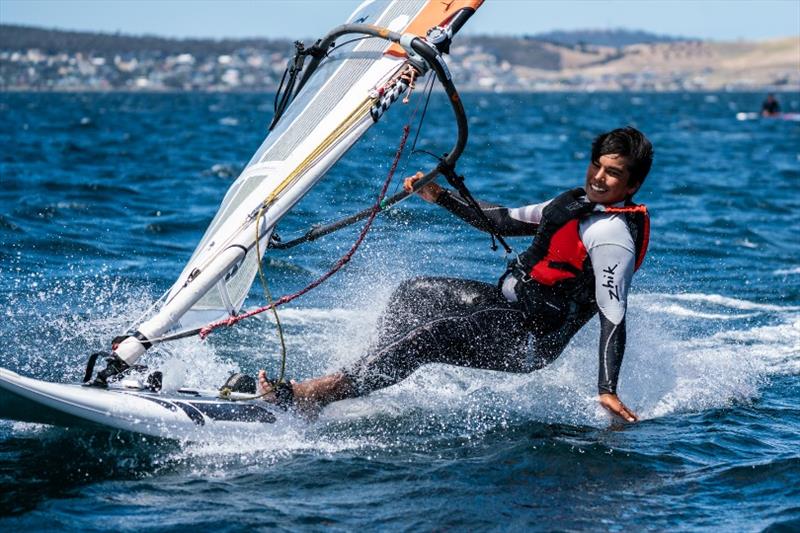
436 189 541 236
402 172 544 237
587 241 639 422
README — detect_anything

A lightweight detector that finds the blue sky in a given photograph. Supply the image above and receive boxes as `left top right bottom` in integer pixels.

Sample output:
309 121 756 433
1 0 798 41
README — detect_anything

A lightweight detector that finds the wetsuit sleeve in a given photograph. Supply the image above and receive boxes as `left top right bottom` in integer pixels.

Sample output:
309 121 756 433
587 243 636 395
435 189 543 236
597 311 626 395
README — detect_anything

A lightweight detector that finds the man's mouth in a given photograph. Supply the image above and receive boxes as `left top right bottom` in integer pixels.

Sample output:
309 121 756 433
590 183 607 193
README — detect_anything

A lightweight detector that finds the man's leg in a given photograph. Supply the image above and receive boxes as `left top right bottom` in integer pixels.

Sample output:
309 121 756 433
261 277 530 408
372 276 489 344
345 303 530 395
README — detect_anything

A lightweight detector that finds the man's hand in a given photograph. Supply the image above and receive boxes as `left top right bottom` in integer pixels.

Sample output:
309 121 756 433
599 393 638 423
403 171 443 203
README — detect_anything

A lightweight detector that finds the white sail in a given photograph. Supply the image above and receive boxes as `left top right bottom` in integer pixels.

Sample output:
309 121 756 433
165 0 434 329
114 0 436 364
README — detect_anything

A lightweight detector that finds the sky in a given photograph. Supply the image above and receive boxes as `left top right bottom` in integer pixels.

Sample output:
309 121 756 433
1 0 799 42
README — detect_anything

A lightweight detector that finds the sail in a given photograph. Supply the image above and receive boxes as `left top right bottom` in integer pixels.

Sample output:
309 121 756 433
110 0 485 366
165 0 432 329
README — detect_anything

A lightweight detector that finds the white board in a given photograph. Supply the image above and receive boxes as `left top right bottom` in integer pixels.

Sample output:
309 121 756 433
0 367 288 440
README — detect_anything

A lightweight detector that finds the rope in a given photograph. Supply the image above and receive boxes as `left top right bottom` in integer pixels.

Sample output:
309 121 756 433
133 70 418 348
197 123 412 340
243 94 396 383
270 70 433 251
254 207 289 384
409 73 436 155
264 96 374 207
255 68 420 384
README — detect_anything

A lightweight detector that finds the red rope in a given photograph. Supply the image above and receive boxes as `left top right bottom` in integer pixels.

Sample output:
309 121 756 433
198 124 412 340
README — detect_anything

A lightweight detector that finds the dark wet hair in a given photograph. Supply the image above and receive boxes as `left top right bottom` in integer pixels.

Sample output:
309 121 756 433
591 127 653 190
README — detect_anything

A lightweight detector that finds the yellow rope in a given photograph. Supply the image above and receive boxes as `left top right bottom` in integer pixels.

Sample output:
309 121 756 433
261 95 374 207
254 205 288 383
252 94 377 385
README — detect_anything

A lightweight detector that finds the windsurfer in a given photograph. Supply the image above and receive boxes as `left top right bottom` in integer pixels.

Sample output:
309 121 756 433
761 94 781 116
258 127 653 423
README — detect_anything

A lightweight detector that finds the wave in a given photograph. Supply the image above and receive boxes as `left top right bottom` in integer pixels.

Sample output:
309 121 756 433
645 292 800 312
635 303 759 320
226 291 799 432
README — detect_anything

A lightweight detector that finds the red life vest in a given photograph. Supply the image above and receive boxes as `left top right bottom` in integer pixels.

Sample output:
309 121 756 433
517 188 649 287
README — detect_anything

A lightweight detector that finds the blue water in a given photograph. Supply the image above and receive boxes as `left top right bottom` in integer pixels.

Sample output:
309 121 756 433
1 90 799 531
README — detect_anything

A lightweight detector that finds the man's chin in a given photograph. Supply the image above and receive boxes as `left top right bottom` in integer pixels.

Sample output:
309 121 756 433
586 191 604 203
588 192 624 205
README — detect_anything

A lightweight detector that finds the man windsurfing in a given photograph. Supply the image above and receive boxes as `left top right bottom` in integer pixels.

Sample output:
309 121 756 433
256 126 653 423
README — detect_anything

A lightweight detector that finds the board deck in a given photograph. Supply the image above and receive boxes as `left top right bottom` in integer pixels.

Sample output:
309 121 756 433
0 367 283 440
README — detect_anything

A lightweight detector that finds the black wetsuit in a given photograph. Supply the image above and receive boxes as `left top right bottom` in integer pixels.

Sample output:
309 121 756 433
343 276 531 394
343 188 644 396
762 98 780 115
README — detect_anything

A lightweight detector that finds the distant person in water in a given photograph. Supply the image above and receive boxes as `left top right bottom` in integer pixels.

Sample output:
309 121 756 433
761 94 781 116
255 127 654 423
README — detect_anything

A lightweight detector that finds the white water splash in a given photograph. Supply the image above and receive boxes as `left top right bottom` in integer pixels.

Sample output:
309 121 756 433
3 268 798 451
250 289 800 432
651 292 800 312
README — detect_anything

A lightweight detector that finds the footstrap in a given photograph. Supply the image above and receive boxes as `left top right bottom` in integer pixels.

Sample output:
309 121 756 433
272 381 294 410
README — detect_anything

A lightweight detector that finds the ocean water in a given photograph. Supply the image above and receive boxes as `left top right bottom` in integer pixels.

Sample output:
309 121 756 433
0 90 799 531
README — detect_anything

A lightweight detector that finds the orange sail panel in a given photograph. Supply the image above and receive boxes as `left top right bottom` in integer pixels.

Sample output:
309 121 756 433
385 0 484 58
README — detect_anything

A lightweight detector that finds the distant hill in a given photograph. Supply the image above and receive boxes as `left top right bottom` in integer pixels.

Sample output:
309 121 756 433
531 28 688 48
0 24 685 73
0 24 290 57
1 24 796 91
461 35 561 70
0 24 687 58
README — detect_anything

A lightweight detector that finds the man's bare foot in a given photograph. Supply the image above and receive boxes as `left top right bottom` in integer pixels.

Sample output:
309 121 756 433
257 369 273 397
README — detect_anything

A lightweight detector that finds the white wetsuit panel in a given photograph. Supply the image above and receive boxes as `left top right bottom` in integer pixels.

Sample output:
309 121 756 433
508 200 549 225
579 213 636 325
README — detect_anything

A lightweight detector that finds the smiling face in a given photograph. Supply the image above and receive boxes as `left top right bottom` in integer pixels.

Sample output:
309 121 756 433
584 154 639 204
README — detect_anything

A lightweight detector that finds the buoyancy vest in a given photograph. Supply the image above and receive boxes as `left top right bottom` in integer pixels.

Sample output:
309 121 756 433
507 188 649 323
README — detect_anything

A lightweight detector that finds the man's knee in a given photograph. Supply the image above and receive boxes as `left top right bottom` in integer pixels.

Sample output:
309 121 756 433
385 277 444 319
392 276 437 300
343 334 432 395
